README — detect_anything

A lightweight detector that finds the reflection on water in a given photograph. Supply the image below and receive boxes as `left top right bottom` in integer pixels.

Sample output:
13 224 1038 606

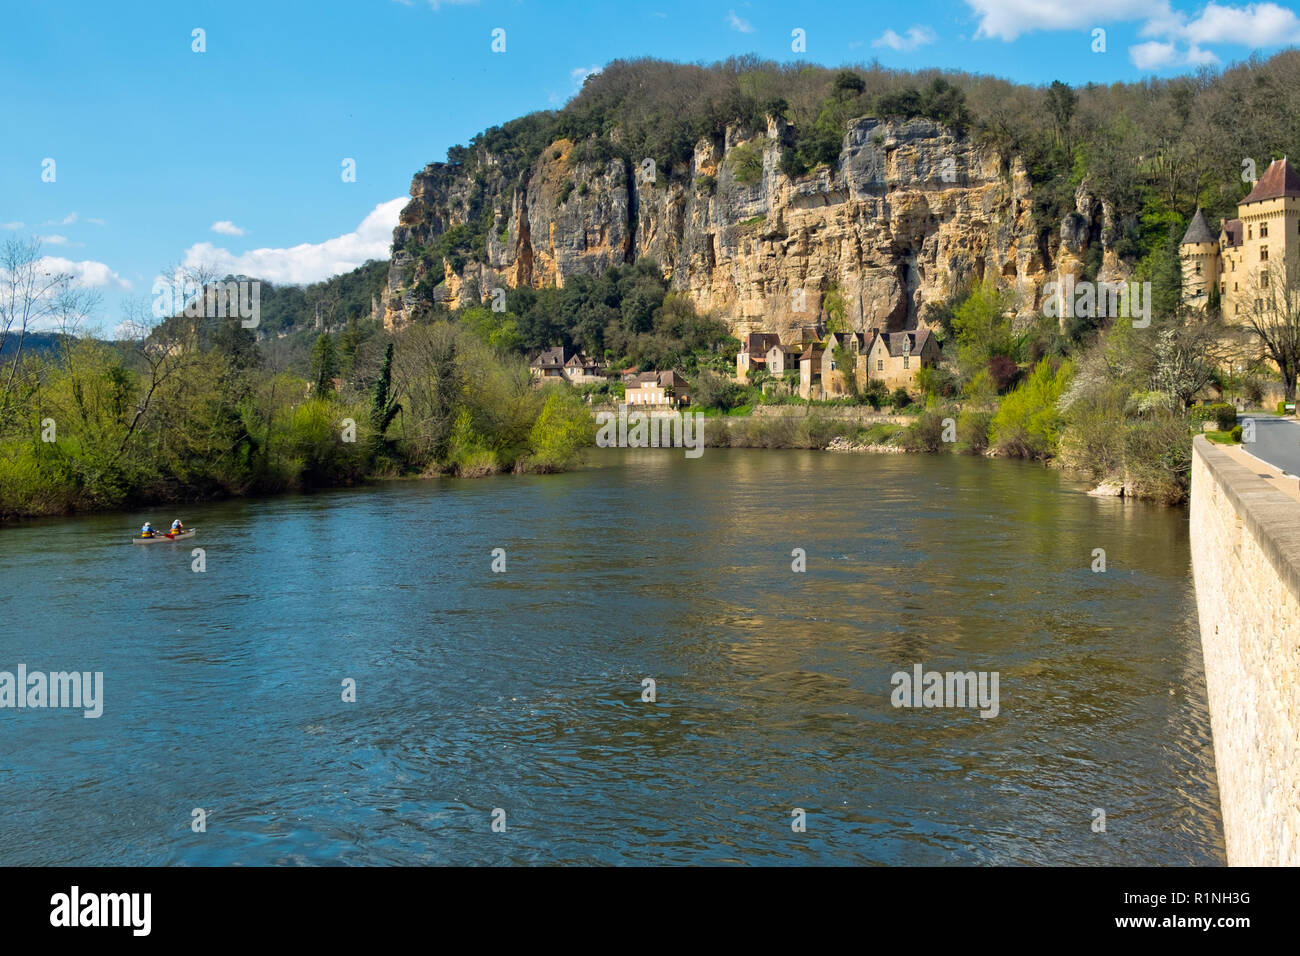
0 448 1223 864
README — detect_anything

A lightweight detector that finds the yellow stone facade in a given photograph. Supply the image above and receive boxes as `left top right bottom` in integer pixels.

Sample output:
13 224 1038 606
1181 158 1300 321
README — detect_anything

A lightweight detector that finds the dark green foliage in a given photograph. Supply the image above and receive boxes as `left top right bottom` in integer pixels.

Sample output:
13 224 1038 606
692 369 746 410
310 334 337 396
369 343 401 442
890 387 911 410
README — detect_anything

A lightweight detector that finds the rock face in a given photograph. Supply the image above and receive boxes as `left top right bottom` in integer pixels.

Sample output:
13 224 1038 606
383 117 1125 337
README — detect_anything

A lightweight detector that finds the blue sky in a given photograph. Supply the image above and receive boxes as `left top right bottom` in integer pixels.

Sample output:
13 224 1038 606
3 0 1298 329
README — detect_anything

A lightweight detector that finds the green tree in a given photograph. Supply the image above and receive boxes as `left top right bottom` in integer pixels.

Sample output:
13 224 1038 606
368 342 402 448
992 359 1074 459
310 333 338 397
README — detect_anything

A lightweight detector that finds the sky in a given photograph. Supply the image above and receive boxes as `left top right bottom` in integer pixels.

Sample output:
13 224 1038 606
3 0 1299 329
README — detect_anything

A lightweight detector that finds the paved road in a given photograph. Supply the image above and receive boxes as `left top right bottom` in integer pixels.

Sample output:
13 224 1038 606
1241 413 1300 475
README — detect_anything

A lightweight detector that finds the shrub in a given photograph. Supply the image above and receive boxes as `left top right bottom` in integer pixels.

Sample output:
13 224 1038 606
987 355 1020 392
956 410 993 455
991 359 1073 460
1230 424 1243 443
1211 403 1237 430
890 387 911 410
692 369 745 410
903 410 949 452
1279 401 1289 416
1123 418 1192 503
729 143 763 186
861 379 888 409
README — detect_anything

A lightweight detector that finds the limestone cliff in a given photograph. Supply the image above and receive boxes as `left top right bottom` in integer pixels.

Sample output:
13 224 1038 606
384 116 1125 338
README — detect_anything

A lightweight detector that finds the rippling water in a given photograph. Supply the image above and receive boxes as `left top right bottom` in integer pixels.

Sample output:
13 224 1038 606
0 449 1224 864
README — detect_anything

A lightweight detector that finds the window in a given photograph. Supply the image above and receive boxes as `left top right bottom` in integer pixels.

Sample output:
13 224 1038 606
904 356 910 369
1257 299 1264 312
1195 262 1203 274
877 360 883 371
1261 246 1269 261
830 359 837 371
1248 226 1253 239
1262 272 1269 287
1261 223 1269 238
1234 282 1238 291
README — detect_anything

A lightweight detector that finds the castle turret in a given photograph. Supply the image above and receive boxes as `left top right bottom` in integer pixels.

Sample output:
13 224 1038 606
1180 207 1221 309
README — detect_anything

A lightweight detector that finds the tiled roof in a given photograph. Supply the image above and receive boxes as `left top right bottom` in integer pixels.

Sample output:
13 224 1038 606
1241 158 1300 204
881 329 933 358
532 346 566 367
1180 208 1215 245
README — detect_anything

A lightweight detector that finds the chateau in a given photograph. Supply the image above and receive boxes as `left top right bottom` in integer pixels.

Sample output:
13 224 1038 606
1181 158 1300 319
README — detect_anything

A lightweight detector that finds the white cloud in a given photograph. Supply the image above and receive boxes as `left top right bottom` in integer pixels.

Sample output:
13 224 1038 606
965 0 1163 42
1183 2 1300 46
86 217 107 226
42 212 78 226
38 256 131 290
873 25 937 51
181 198 404 285
1130 39 1179 69
211 220 245 236
967 0 1300 72
1 222 23 230
726 10 754 33
39 234 70 245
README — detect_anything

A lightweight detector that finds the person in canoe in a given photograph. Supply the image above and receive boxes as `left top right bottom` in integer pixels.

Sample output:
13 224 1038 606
169 519 185 535
139 521 157 538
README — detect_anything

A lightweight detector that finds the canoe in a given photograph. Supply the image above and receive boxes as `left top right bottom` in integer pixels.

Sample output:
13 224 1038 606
132 529 197 544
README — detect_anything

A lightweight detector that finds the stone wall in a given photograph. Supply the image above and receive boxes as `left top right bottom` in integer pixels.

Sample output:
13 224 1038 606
1189 436 1300 865
750 405 911 424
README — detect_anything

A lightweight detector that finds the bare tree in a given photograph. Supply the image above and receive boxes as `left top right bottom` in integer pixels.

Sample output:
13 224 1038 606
1240 263 1300 401
1147 311 1229 411
0 237 74 426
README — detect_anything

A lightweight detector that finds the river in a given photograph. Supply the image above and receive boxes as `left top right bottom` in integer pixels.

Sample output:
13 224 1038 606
0 448 1224 864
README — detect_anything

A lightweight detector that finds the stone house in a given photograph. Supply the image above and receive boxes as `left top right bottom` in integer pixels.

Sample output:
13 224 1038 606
859 329 941 392
765 343 802 377
736 332 782 382
625 370 691 408
798 347 825 400
563 351 608 384
530 346 568 381
530 346 607 384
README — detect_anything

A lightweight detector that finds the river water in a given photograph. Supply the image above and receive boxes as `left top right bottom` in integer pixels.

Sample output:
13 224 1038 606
0 449 1224 864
